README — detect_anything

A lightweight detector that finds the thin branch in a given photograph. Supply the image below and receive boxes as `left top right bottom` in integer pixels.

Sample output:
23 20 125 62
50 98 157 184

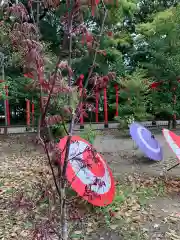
61 136 72 182
74 2 108 127
44 142 61 199
36 0 40 27
40 64 63 125
62 118 69 135
84 2 108 88
67 0 73 87
60 135 72 240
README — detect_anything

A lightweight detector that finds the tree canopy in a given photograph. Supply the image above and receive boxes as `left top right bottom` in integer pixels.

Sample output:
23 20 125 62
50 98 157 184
1 0 180 125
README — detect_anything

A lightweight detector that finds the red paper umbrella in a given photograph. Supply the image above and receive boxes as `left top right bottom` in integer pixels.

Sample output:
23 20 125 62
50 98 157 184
162 129 180 171
163 129 180 161
58 136 115 206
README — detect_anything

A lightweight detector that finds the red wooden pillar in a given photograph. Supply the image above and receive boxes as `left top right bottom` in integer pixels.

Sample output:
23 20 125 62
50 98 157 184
79 78 84 129
103 87 108 128
114 84 119 117
26 99 30 127
95 88 99 123
5 85 10 126
32 101 35 126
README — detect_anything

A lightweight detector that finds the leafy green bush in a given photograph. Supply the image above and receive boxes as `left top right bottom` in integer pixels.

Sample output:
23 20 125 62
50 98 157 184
79 125 97 144
51 124 67 140
115 115 135 130
114 69 153 125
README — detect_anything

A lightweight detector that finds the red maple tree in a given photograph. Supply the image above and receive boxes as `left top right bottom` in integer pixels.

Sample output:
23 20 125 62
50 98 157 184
2 0 116 238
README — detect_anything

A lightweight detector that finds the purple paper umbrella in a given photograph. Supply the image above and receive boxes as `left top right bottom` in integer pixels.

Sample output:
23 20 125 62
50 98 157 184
129 122 163 161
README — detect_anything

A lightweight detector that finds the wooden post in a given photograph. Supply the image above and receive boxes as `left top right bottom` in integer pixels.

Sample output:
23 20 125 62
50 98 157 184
32 101 35 126
26 99 30 127
95 89 99 123
114 84 118 117
104 87 108 128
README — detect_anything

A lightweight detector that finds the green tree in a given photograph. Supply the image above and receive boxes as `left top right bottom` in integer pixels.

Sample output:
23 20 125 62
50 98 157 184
136 4 180 127
115 68 151 124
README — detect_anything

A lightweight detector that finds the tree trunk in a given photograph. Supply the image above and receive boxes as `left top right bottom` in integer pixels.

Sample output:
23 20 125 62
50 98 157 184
172 119 177 129
37 115 41 138
60 33 70 58
61 189 68 240
168 120 171 129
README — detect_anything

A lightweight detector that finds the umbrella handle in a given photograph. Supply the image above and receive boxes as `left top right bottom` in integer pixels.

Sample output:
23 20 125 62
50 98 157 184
167 163 180 171
133 141 138 150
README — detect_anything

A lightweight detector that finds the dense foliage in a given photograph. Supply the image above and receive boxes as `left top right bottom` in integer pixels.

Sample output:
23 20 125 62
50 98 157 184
1 1 180 239
1 0 180 126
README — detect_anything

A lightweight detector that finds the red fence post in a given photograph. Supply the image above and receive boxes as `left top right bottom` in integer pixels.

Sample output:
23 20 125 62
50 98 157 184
32 101 35 126
104 87 108 128
95 89 99 123
26 99 30 127
5 85 10 126
114 84 118 117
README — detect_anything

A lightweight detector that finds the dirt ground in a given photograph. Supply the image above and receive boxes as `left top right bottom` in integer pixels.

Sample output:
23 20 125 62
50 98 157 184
91 130 180 240
0 132 180 240
94 129 180 178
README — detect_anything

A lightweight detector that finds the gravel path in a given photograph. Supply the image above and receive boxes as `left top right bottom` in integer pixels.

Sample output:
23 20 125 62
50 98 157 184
94 131 180 178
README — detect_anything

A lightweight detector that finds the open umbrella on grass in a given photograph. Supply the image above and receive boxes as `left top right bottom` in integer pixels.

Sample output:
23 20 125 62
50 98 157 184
129 122 163 161
162 129 180 171
58 135 115 206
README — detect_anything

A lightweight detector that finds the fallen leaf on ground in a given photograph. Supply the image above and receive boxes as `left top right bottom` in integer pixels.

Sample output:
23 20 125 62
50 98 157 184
110 224 118 230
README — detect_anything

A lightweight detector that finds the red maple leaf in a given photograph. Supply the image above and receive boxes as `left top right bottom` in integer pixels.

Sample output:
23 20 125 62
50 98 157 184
107 31 113 37
150 81 162 90
76 74 84 87
24 72 34 79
